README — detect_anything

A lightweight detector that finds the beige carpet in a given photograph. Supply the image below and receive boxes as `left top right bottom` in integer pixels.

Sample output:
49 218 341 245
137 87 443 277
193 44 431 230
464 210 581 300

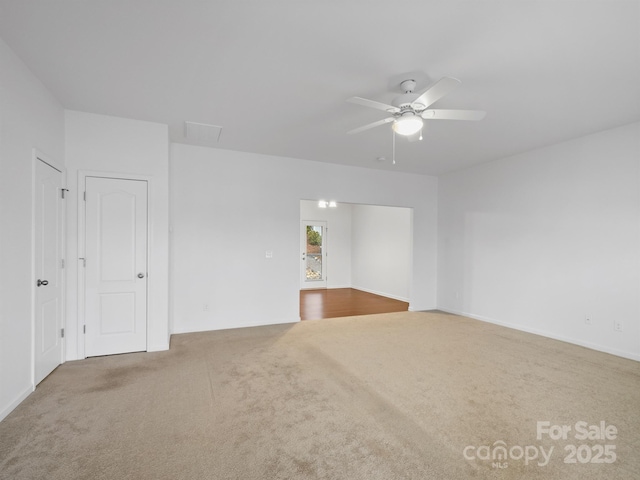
1 311 639 479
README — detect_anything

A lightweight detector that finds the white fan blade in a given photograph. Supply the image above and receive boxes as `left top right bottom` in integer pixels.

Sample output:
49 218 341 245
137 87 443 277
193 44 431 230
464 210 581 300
421 109 486 121
347 117 395 134
413 77 461 109
348 96 400 113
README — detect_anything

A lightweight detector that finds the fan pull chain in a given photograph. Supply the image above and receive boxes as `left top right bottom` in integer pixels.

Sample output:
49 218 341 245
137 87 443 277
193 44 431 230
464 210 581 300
392 130 396 165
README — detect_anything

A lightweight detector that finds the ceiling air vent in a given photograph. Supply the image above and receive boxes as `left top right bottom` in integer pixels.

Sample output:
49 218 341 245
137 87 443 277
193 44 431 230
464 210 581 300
184 121 222 145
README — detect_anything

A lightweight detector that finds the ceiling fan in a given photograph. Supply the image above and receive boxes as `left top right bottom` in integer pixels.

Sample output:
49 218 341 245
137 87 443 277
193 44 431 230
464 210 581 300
347 77 486 137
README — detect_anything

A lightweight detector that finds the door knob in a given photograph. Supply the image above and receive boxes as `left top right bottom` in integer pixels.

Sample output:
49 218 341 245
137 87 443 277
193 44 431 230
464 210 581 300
37 279 49 287
138 273 145 278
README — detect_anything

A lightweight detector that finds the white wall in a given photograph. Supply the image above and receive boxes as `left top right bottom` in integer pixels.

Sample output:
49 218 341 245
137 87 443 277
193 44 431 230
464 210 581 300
438 122 640 360
300 200 352 288
0 37 65 420
170 144 438 333
65 111 170 359
351 204 412 302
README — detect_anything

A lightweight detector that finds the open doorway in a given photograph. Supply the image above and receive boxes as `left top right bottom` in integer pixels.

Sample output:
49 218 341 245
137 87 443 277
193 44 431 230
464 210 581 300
300 220 327 289
299 200 412 318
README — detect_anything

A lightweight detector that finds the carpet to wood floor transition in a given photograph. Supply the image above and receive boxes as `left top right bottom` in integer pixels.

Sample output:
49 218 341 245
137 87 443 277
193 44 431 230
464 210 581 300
1 311 639 480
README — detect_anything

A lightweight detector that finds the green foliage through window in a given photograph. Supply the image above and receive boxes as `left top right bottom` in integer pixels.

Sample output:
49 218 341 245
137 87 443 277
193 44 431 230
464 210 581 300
307 226 321 246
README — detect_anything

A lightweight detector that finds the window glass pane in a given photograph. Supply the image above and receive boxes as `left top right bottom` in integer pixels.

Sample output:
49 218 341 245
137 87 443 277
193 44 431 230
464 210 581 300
306 225 323 281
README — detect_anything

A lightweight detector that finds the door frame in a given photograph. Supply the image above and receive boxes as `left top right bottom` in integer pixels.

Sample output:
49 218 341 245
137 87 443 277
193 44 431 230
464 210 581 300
31 149 66 386
77 170 152 359
300 220 328 289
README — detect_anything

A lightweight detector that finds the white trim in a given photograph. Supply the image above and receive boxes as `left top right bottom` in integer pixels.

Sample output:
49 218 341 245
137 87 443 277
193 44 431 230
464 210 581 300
351 285 410 303
77 170 152 359
147 342 171 352
300 220 328 289
0 385 34 423
32 149 67 386
408 304 437 312
438 307 640 362
171 318 300 335
30 155 36 388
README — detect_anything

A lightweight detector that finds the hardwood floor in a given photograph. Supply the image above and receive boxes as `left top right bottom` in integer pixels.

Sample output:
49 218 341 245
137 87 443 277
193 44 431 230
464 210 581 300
300 288 409 320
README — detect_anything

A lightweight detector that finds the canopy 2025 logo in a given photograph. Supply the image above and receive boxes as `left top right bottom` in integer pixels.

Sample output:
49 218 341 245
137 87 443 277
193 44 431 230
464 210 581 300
463 421 618 469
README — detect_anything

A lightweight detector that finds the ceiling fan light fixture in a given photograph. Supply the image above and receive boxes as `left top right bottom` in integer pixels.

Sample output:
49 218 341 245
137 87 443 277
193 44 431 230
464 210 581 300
392 114 423 136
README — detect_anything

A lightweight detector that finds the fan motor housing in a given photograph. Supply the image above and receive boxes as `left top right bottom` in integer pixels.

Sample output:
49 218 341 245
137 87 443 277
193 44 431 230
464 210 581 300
399 79 416 92
392 93 426 110
392 79 426 110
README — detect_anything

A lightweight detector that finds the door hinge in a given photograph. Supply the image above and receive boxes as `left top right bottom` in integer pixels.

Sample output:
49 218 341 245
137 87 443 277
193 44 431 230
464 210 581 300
83 191 86 201
79 257 86 267
61 328 65 338
61 259 65 269
83 325 86 334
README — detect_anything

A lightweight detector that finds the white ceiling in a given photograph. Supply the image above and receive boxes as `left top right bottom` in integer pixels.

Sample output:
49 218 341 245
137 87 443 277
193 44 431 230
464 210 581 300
1 1 638 175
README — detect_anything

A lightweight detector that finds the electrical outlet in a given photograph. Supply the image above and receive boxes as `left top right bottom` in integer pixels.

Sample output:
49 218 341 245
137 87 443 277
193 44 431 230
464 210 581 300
585 316 592 325
614 320 624 332
203 304 209 312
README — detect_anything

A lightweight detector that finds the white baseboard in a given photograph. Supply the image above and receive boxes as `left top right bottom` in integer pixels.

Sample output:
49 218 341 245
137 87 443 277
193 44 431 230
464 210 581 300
147 343 170 352
171 317 300 336
0 384 34 422
300 284 351 290
438 307 640 362
351 286 409 303
409 305 437 312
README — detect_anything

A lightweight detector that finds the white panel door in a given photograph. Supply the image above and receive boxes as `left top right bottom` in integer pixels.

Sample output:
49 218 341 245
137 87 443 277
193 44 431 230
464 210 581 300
34 159 64 384
85 177 148 357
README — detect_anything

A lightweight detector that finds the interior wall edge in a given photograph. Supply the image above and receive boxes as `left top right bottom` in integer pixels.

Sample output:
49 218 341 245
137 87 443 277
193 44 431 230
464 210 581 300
350 286 409 303
437 307 640 363
0 385 33 423
170 317 300 336
408 305 437 313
